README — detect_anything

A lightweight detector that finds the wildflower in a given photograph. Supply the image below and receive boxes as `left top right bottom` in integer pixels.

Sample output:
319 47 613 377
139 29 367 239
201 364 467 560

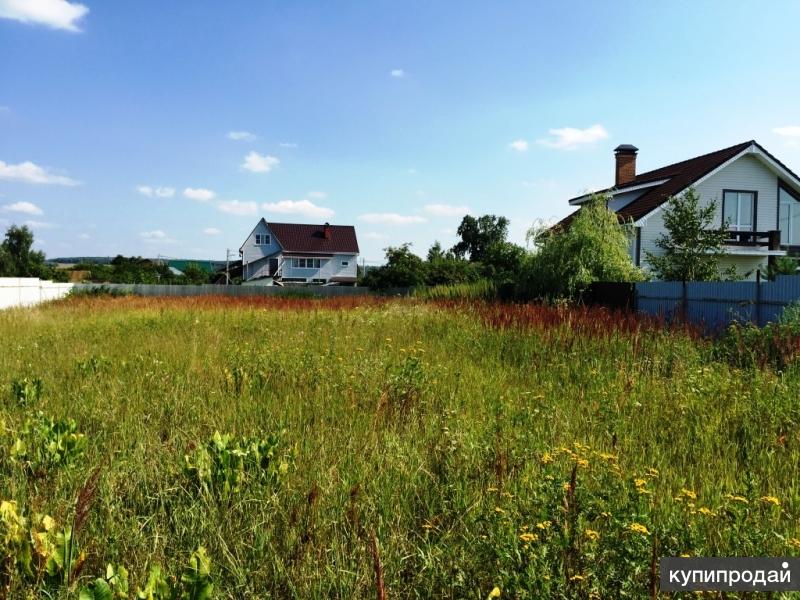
584 529 600 542
697 507 715 517
540 452 554 465
634 478 647 488
488 587 501 598
494 506 506 514
487 486 498 492
629 523 650 535
788 538 800 550
535 521 552 530
646 467 659 477
679 488 697 500
761 496 781 506
569 574 586 582
726 494 749 504
519 532 538 543
576 457 589 469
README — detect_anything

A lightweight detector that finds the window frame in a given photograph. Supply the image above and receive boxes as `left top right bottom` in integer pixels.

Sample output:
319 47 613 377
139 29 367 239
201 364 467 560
721 189 758 232
778 182 800 246
341 260 349 267
254 233 271 246
294 257 322 269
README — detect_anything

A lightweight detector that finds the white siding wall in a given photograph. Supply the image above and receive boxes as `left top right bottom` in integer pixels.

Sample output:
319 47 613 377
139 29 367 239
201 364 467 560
241 221 281 265
0 278 74 309
638 154 779 280
282 254 358 281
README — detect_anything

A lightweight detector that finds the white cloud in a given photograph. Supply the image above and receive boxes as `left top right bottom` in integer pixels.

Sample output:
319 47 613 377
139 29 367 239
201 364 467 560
217 199 258 216
363 232 389 240
227 130 256 142
0 160 79 185
279 142 298 148
537 124 609 150
241 151 279 173
140 229 176 244
2 201 43 215
0 0 89 32
203 227 221 236
183 187 216 202
774 126 800 138
137 185 175 198
390 69 405 78
307 191 327 199
358 213 427 225
509 139 529 152
423 203 470 217
262 199 334 219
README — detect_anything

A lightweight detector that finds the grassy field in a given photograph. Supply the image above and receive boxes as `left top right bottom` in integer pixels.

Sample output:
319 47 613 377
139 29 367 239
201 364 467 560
1 295 800 599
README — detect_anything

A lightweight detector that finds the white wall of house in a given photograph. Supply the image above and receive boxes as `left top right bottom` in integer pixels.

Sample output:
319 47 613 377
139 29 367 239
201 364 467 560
282 254 358 281
637 154 780 280
241 221 281 265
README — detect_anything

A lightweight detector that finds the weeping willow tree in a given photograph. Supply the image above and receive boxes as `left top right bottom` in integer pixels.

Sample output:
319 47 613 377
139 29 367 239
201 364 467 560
523 194 645 298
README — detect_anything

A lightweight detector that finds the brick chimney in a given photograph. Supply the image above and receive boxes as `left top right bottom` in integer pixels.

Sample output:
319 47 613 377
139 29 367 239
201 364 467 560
614 144 638 187
323 222 332 240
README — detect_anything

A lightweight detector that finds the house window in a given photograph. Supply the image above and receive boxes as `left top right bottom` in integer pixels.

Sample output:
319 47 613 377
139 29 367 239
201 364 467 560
254 234 271 245
779 185 800 246
294 258 321 269
341 261 349 267
722 190 756 231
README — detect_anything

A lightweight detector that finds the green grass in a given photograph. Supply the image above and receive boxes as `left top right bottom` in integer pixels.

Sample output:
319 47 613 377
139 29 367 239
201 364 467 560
1 295 800 598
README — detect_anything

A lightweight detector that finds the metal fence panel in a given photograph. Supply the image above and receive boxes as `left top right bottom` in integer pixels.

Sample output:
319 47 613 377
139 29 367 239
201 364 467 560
636 275 800 329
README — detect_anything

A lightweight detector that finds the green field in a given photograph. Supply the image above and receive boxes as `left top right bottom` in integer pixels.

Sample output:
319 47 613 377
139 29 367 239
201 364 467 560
1 295 799 598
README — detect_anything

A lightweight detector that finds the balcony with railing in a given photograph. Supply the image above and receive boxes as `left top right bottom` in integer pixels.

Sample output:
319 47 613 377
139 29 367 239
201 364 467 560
720 230 785 255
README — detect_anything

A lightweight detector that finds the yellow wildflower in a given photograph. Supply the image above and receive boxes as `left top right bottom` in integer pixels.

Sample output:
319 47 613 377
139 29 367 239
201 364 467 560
535 521 552 530
726 495 749 504
634 478 647 488
494 506 506 514
697 507 715 517
576 458 589 469
679 488 697 500
519 532 538 543
569 574 586 582
646 467 659 477
488 587 501 598
540 452 554 465
761 496 781 506
788 538 800 550
584 529 600 542
629 523 650 535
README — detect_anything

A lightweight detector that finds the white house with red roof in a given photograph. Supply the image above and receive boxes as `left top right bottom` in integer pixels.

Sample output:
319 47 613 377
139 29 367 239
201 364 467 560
239 220 359 285
560 141 800 279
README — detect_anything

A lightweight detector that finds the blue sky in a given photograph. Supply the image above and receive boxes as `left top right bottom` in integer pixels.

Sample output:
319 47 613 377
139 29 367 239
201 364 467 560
2 0 800 263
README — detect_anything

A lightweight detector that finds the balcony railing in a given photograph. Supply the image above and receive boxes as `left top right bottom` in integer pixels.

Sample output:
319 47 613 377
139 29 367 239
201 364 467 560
721 230 781 250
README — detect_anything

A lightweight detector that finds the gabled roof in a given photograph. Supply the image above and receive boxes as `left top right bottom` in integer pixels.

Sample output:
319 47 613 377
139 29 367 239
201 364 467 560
557 140 800 228
267 221 359 254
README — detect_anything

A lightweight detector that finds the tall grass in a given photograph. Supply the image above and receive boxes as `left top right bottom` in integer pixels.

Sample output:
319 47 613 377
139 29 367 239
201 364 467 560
1 296 799 598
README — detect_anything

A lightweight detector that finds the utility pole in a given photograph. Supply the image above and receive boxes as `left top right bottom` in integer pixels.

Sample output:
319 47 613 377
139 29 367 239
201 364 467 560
225 248 231 285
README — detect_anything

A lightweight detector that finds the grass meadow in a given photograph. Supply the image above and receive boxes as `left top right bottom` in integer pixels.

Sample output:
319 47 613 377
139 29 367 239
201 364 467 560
2 295 800 598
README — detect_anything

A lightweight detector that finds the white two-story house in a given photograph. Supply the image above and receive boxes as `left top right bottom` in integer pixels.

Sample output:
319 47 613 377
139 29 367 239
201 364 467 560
239 220 359 285
559 140 800 279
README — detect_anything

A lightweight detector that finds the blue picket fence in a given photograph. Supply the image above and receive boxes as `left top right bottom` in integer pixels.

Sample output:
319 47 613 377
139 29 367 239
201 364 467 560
635 275 800 330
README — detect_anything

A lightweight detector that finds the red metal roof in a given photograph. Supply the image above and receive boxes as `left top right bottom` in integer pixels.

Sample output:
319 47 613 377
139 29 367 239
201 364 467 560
267 222 359 254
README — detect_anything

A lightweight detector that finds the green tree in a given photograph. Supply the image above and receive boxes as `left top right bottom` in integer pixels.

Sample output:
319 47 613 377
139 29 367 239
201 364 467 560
645 187 730 281
451 215 509 261
182 262 210 285
524 194 644 298
363 244 427 289
0 225 49 277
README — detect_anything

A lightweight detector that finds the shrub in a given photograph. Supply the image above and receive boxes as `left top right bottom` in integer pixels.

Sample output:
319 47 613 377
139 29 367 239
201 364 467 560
184 432 293 498
9 413 87 473
715 320 800 371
